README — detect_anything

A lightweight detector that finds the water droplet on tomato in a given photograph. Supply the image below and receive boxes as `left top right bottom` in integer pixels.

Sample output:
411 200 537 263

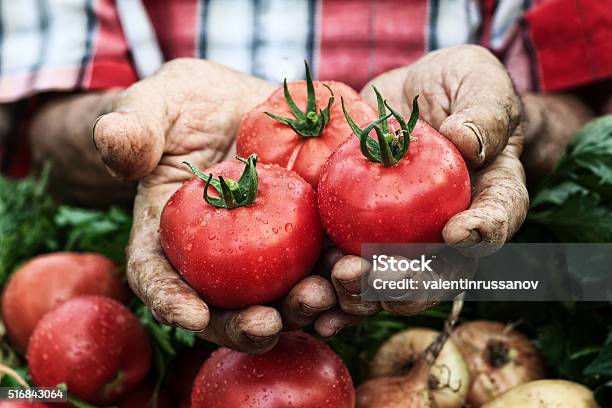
208 233 216 240
272 227 279 234
284 223 293 232
252 368 264 378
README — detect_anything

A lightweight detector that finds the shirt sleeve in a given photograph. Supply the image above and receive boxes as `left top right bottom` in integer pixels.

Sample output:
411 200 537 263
524 0 612 92
0 0 139 103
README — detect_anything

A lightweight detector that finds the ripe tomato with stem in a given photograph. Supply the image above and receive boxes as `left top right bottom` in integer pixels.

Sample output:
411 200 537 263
160 155 323 309
318 88 471 255
237 62 377 187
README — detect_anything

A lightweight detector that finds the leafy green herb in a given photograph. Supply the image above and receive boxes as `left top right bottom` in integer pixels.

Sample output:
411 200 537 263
513 116 612 405
55 206 132 265
528 115 612 242
0 165 60 284
134 301 197 378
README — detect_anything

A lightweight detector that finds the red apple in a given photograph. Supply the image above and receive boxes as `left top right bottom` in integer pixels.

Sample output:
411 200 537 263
2 252 128 352
27 296 151 405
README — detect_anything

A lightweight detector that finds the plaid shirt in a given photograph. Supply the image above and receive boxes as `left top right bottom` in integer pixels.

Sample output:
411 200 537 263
1 0 611 174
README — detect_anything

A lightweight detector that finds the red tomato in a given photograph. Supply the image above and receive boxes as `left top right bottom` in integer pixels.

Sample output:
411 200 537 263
160 156 323 309
191 332 355 408
318 92 471 255
27 296 151 405
237 63 377 187
1 252 128 352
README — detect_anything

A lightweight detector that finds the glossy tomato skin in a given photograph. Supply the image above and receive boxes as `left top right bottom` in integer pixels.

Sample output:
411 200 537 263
318 119 471 255
237 81 377 187
27 296 151 405
191 332 355 408
1 252 128 352
160 162 323 309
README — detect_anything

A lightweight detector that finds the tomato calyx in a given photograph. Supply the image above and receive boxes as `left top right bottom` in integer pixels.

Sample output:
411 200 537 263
342 86 420 167
264 61 335 138
183 154 259 209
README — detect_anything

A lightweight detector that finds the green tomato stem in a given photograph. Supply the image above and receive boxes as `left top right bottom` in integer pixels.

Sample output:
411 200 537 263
184 154 259 209
264 61 334 138
342 86 420 167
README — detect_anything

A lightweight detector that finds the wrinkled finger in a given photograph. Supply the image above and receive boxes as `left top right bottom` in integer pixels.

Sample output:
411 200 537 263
331 256 381 316
314 307 365 338
281 275 337 330
436 47 521 168
93 76 170 180
521 93 593 184
400 45 522 169
360 66 410 114
379 250 477 314
443 131 528 256
200 305 282 354
127 184 210 331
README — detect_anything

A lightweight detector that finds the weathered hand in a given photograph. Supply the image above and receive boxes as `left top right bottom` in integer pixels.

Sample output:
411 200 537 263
522 92 593 185
93 59 337 353
319 45 529 327
27 91 136 206
362 45 528 253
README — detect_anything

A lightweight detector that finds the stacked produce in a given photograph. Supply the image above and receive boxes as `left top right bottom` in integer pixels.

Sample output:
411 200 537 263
1 66 611 407
2 253 128 352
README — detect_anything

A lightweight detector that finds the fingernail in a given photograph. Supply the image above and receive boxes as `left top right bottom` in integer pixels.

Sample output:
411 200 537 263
299 303 327 316
92 115 104 149
324 323 345 338
339 278 362 295
245 334 274 344
178 326 205 334
103 164 120 179
454 230 482 247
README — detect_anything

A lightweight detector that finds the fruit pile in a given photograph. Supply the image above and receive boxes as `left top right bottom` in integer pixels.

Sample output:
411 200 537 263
160 63 470 312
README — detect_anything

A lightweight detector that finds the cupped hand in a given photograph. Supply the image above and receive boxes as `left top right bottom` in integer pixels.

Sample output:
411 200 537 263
363 45 528 253
93 59 337 353
321 45 529 327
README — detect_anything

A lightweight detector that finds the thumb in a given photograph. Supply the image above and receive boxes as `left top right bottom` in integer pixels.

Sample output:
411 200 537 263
437 46 522 169
93 80 169 180
439 99 521 169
